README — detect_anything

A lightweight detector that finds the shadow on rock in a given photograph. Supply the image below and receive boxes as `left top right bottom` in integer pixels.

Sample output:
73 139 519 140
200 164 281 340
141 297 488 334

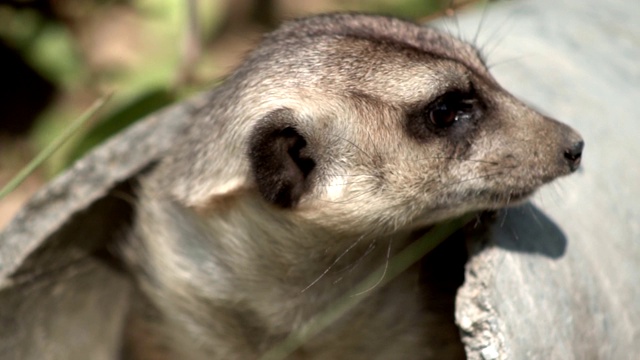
492 202 567 259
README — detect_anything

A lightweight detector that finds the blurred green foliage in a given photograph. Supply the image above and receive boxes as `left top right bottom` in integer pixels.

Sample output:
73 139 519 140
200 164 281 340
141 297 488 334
0 0 459 179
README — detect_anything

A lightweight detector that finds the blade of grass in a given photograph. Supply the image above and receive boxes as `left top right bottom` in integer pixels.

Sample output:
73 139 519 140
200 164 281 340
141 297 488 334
0 94 112 200
260 213 476 360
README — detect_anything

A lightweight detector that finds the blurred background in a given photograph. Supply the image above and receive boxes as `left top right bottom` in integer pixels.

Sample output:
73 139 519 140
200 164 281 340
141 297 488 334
0 0 478 228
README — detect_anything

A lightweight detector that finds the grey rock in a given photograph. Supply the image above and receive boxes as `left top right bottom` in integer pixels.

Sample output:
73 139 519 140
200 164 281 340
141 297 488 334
0 93 209 359
449 0 640 359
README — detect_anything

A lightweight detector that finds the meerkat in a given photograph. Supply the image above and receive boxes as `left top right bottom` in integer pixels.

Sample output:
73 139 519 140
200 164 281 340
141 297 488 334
122 13 584 360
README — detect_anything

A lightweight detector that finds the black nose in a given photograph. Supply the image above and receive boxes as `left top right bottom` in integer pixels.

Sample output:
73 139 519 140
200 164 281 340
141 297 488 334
564 140 584 172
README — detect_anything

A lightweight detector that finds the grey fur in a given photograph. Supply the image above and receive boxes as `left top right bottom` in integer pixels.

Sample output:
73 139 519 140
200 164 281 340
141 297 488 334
124 13 582 359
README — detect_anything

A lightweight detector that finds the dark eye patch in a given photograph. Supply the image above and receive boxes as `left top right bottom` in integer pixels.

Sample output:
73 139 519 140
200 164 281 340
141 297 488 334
405 85 483 141
427 90 478 128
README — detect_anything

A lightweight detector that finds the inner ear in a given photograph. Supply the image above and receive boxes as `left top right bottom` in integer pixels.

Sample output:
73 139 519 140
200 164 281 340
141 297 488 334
248 109 316 208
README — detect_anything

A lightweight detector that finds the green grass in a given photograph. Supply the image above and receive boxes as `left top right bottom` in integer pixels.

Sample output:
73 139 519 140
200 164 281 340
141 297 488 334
0 94 111 200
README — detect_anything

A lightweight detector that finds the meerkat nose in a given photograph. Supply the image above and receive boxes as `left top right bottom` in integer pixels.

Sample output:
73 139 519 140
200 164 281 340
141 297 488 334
564 140 584 172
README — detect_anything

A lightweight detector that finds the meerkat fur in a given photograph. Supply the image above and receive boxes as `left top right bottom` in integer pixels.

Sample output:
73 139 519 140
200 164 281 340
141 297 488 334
124 13 584 359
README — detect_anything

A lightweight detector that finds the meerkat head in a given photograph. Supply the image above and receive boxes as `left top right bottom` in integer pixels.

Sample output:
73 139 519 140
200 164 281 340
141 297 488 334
166 13 583 236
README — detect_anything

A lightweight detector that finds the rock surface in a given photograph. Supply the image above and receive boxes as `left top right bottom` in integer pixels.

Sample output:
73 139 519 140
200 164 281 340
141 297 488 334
0 93 208 358
450 0 640 358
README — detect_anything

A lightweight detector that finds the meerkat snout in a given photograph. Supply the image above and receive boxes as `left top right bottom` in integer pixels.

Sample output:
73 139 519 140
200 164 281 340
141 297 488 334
564 139 584 172
127 13 585 359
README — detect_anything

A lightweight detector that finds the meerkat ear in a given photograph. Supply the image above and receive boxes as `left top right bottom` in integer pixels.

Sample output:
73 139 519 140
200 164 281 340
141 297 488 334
248 109 316 208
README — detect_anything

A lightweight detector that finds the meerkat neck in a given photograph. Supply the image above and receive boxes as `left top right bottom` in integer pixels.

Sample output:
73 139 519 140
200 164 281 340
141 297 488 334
205 196 407 289
139 194 412 306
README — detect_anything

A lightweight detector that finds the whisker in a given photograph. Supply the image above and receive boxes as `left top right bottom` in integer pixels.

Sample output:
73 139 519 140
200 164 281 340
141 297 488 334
337 239 379 280
316 188 378 204
329 133 373 161
325 173 376 178
447 0 462 40
473 212 483 228
439 1 459 42
487 54 529 70
500 208 509 227
527 202 543 228
480 13 518 61
420 156 501 165
325 179 376 187
442 171 505 187
350 238 392 297
473 0 491 47
350 240 378 270
300 232 369 293
364 124 381 158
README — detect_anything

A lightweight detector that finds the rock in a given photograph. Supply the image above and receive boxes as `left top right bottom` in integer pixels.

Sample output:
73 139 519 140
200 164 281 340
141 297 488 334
0 93 209 359
450 0 640 358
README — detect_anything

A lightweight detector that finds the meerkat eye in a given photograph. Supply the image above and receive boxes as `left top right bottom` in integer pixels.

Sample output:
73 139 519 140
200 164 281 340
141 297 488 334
426 90 477 128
